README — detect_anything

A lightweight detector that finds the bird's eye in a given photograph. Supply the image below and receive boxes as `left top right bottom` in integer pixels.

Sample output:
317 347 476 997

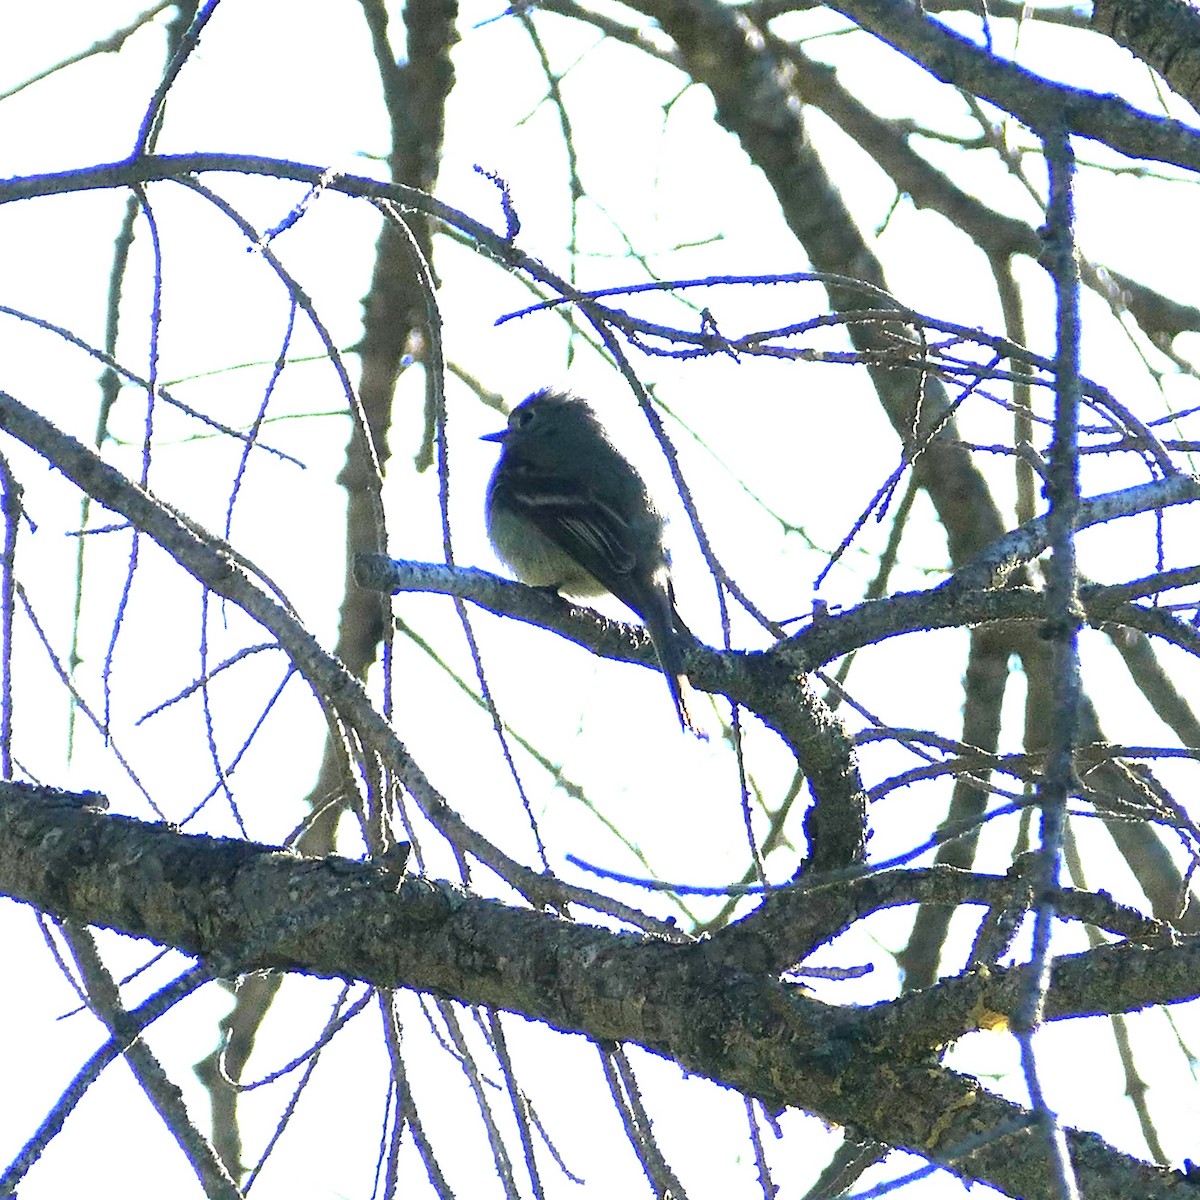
512 406 537 429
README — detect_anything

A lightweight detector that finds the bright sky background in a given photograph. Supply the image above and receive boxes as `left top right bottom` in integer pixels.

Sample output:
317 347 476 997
3 1 1200 1197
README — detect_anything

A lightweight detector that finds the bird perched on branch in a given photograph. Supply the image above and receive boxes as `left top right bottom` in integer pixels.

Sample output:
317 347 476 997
483 388 694 730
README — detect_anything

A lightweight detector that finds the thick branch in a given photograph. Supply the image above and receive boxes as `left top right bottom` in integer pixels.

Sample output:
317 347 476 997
1093 0 1200 115
0 782 1190 1200
826 0 1200 170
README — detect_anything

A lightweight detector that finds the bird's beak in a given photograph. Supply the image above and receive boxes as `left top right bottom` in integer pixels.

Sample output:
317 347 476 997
480 428 507 443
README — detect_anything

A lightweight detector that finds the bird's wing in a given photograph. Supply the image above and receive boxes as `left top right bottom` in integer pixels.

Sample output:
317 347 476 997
504 470 638 583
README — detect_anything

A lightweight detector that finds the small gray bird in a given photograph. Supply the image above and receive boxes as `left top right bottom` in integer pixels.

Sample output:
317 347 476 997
482 389 693 729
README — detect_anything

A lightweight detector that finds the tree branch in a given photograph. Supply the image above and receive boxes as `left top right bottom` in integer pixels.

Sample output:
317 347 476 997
825 0 1200 170
0 781 1190 1200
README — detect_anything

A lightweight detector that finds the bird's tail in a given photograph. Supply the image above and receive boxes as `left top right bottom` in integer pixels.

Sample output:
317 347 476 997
642 584 701 735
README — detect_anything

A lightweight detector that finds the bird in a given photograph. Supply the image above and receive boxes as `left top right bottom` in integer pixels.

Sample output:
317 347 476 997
482 388 694 730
